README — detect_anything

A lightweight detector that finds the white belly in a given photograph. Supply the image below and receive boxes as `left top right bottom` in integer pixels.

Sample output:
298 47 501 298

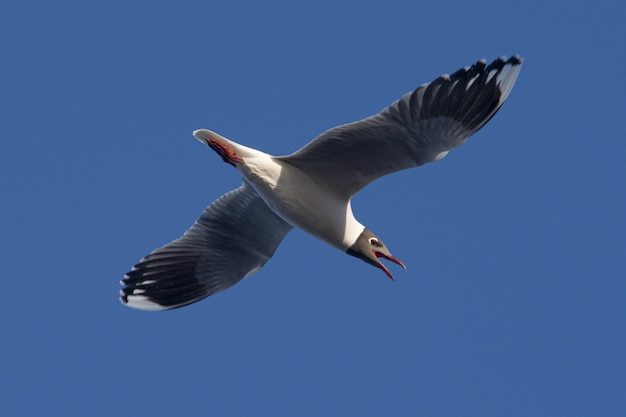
239 156 360 250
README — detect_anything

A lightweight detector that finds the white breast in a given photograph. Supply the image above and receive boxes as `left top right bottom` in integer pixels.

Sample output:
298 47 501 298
237 154 364 251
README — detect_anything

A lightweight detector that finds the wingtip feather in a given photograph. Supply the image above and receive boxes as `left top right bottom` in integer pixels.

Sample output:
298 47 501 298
496 55 523 105
119 292 170 311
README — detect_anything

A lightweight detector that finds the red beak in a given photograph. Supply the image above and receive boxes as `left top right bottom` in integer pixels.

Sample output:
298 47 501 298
373 251 407 281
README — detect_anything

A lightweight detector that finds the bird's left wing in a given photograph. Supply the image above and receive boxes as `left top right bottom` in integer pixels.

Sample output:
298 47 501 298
120 182 293 311
280 56 522 199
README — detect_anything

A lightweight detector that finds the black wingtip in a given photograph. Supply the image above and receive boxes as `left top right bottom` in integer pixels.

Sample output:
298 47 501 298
120 251 211 311
448 55 522 131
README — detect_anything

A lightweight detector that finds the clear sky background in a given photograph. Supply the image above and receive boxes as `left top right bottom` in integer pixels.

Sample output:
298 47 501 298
2 1 624 416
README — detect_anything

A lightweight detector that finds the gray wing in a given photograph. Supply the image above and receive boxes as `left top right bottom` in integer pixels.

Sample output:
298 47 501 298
120 182 293 311
280 56 522 198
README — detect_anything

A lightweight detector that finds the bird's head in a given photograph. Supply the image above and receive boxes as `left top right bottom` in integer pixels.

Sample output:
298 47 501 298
346 228 406 281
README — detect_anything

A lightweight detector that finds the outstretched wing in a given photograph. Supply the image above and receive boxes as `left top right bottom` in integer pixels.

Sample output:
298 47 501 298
120 182 293 311
281 56 522 198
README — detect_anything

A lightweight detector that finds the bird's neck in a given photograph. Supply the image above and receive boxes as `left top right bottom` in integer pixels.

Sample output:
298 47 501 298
341 201 366 250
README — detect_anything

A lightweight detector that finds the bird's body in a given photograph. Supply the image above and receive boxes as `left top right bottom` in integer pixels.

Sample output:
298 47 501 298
204 130 363 250
121 55 523 311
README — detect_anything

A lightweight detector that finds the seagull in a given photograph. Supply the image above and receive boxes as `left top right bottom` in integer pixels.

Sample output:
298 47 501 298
121 55 523 311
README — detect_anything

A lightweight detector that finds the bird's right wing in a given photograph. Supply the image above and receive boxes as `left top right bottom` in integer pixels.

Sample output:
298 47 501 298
120 182 293 311
281 56 522 199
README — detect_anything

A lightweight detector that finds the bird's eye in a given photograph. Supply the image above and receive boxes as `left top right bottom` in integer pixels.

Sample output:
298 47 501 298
369 237 379 246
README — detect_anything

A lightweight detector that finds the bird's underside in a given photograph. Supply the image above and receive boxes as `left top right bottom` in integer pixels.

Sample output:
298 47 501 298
120 55 523 311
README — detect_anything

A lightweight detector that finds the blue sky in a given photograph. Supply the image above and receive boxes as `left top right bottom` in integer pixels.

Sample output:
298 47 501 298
2 0 624 416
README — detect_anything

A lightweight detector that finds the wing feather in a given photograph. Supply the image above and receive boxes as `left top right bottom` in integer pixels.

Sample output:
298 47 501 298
280 56 522 198
120 182 293 310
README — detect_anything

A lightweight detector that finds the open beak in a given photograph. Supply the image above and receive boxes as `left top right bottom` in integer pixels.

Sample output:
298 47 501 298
373 251 407 281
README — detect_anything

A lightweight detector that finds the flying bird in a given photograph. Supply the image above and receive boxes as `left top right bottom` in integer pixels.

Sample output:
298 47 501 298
121 55 523 311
